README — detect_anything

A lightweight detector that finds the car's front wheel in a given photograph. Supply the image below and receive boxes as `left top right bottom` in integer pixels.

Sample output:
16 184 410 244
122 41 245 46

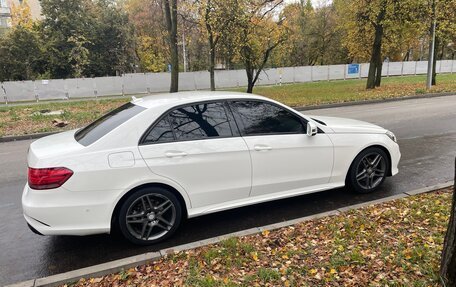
347 147 389 193
118 187 182 245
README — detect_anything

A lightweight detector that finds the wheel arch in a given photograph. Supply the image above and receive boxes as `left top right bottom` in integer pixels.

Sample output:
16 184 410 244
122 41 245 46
110 182 189 231
345 144 393 183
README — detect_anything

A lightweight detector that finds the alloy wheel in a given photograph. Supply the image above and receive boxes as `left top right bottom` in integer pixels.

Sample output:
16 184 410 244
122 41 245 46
355 152 386 190
125 193 176 241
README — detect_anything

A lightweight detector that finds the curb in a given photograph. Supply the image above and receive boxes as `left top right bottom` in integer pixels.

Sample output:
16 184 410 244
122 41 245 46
294 91 455 111
1 92 454 143
0 132 59 143
5 180 454 287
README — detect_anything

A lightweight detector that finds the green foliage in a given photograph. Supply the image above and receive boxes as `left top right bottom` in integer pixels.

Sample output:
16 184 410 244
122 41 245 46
0 26 44 81
0 0 137 80
273 2 349 67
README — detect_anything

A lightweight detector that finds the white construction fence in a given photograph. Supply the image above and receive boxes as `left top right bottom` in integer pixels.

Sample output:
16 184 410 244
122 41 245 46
1 60 455 103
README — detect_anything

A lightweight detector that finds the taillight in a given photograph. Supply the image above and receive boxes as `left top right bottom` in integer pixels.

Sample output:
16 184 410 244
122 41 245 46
28 167 73 190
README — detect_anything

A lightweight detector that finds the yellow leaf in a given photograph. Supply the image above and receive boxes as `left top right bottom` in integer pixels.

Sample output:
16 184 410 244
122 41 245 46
262 230 270 237
251 252 259 261
330 268 337 274
309 268 318 274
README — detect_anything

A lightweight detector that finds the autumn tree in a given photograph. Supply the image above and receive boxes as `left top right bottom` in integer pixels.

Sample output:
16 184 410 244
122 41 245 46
198 0 238 90
0 1 44 81
10 0 34 29
124 0 168 72
236 0 288 93
335 0 426 89
425 0 456 85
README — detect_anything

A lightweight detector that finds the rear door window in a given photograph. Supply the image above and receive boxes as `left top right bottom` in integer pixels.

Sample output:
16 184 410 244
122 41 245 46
168 102 233 141
75 103 146 146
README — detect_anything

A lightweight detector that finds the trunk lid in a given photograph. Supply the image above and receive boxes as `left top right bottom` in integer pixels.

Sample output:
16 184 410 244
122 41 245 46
28 129 84 168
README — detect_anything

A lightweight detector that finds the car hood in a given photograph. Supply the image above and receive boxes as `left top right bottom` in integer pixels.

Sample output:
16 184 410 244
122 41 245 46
311 116 386 134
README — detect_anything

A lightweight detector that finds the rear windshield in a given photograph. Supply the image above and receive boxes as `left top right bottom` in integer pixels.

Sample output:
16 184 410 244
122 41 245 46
75 103 146 146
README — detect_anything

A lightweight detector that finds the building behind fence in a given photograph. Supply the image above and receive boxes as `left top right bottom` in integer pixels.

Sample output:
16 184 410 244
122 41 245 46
1 60 455 103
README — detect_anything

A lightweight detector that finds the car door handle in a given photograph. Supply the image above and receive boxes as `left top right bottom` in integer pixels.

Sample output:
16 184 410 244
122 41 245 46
254 145 272 151
165 151 188 158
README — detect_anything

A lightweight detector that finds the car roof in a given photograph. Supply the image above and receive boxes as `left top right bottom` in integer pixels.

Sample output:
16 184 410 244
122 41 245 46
133 91 269 109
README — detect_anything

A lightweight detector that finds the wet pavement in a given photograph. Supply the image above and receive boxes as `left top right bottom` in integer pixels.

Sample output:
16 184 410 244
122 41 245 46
0 95 455 285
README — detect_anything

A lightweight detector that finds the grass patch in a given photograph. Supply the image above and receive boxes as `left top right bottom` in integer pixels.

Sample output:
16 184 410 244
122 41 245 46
236 73 456 107
68 187 453 287
1 74 455 137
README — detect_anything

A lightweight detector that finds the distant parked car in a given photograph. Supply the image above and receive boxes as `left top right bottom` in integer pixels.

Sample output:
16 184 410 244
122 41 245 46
23 91 400 245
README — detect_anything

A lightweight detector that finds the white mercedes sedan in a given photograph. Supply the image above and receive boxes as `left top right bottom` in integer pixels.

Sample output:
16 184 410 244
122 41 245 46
22 91 400 245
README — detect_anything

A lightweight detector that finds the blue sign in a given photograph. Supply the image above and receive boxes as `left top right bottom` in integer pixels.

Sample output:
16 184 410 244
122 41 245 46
348 64 360 75
167 64 172 72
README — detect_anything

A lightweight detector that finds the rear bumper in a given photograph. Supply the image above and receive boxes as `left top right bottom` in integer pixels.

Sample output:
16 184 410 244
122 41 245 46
22 184 116 236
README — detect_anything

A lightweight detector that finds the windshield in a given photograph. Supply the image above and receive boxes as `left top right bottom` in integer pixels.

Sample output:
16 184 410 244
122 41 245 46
75 102 146 146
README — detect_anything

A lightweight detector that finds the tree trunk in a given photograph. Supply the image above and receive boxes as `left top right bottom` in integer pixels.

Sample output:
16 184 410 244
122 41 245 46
245 63 254 93
163 0 179 93
205 0 216 91
432 34 439 86
366 24 384 89
209 47 216 91
440 157 456 286
366 2 386 90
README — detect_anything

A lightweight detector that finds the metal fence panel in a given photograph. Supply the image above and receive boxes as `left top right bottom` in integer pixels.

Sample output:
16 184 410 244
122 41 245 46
403 61 416 74
258 68 279 86
360 63 370 78
312 66 329 81
416 61 428 74
329 65 345 80
193 71 211 90
123 73 149 94
215 70 241 88
95 76 123 97
145 73 170 93
388 62 403 76
3 81 35 102
179 72 197 91
440 60 453 73
294 66 312 82
67 78 96 98
35 79 68 100
0 84 6 103
279 67 295 83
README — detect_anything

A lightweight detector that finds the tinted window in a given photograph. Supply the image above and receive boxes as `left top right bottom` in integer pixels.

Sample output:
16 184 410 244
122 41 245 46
144 117 174 144
168 102 232 141
230 101 304 135
75 103 146 146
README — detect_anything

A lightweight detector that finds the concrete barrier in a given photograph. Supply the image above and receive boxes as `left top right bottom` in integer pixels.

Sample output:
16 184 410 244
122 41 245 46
1 60 455 102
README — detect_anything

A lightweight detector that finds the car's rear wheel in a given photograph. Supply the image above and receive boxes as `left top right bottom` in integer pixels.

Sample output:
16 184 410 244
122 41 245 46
118 187 182 245
347 147 389 193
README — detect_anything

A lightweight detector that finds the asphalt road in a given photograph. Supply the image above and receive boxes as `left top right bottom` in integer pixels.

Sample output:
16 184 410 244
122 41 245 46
1 95 455 285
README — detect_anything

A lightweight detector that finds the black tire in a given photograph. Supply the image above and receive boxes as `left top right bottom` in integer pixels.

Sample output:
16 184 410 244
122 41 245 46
346 147 389 194
118 187 182 245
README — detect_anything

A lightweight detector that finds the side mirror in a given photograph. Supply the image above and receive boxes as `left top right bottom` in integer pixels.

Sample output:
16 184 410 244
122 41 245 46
307 121 318 137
